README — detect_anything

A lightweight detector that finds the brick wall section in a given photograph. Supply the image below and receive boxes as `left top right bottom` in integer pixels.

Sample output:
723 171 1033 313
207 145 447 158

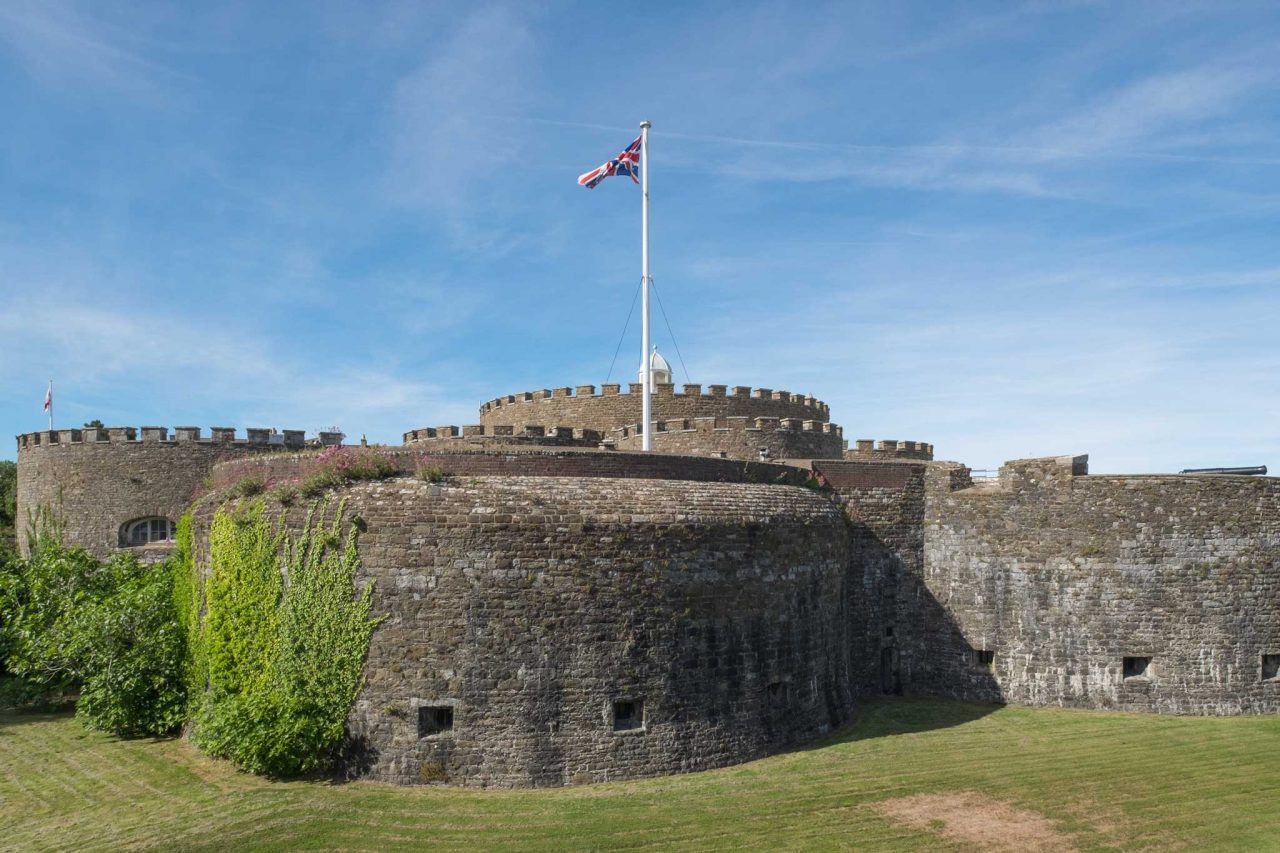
191 476 853 788
209 446 815 492
612 416 845 461
478 384 830 435
922 456 1280 714
15 427 301 560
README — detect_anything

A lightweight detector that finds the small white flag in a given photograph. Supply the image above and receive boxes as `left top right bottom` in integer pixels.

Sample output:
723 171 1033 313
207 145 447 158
43 381 52 413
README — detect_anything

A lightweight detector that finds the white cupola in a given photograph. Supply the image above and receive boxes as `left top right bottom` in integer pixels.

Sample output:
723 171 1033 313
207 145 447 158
638 347 674 387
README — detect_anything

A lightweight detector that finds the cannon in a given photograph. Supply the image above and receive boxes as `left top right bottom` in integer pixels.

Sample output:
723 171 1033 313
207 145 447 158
1178 465 1268 476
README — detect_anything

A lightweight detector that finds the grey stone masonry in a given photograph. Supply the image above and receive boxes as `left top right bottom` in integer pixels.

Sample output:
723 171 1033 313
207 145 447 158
15 426 303 561
193 474 853 788
921 456 1280 714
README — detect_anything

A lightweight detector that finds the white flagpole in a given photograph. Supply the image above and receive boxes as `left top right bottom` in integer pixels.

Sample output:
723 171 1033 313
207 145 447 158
640 120 652 452
47 379 53 431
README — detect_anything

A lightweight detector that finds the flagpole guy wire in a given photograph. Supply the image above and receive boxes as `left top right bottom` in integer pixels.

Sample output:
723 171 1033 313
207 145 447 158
649 278 693 386
605 280 642 385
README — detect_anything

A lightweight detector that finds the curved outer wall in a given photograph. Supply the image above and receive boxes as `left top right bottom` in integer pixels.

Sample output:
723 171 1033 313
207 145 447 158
202 475 853 787
920 457 1280 714
612 416 845 460
16 428 299 561
480 384 829 435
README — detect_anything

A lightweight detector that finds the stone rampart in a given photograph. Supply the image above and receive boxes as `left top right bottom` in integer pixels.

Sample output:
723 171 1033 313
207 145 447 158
403 424 603 449
208 445 814 493
845 439 934 462
15 426 304 560
192 475 854 787
921 456 1280 714
610 416 845 461
811 459 939 697
479 384 830 435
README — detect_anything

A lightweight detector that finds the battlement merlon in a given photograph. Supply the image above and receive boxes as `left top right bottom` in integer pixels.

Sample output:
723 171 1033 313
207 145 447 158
999 454 1088 488
610 417 846 438
402 425 604 444
844 438 935 462
478 384 829 415
16 427 308 451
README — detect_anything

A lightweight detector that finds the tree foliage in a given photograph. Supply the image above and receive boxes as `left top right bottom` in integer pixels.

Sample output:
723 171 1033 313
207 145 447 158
0 460 16 558
0 528 186 734
1 493 376 771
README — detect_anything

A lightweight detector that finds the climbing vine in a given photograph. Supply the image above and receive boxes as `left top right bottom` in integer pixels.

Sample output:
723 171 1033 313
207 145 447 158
189 498 378 776
169 513 205 701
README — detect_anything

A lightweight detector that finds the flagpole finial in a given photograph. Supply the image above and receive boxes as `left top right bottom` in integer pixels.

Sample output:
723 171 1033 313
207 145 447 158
640 120 651 129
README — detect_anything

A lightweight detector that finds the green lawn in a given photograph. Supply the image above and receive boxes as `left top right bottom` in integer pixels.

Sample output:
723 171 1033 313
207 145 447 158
2 697 1278 852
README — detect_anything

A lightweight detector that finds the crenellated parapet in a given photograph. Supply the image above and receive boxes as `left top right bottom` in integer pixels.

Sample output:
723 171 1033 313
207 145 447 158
15 425 308 561
845 438 934 462
402 424 603 448
16 425 307 452
610 415 846 461
478 383 830 436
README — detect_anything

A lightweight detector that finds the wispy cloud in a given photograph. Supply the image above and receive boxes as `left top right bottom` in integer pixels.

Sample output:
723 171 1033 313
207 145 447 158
0 1 176 100
386 4 543 246
0 292 473 442
1018 65 1265 159
606 62 1279 196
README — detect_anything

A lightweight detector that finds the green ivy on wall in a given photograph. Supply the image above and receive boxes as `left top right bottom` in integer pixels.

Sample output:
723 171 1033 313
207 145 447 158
189 498 378 776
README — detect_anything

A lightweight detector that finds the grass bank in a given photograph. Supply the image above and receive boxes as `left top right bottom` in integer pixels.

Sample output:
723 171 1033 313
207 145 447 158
2 697 1277 851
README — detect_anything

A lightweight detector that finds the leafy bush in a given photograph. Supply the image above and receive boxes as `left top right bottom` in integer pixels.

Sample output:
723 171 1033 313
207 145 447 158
73 564 188 736
191 498 378 776
228 475 266 500
416 464 445 483
0 527 186 734
3 540 124 692
0 460 15 558
298 446 400 498
269 485 298 506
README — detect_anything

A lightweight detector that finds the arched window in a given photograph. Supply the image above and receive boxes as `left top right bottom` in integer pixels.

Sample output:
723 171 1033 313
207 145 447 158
120 517 176 547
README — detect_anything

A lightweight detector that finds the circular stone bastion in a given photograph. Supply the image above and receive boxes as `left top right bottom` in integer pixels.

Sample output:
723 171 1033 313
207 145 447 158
195 450 853 787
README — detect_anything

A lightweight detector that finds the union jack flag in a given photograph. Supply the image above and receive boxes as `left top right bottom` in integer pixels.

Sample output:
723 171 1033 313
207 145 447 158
577 135 642 189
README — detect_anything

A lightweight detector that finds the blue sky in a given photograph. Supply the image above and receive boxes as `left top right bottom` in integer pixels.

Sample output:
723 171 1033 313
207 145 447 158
1 1 1278 473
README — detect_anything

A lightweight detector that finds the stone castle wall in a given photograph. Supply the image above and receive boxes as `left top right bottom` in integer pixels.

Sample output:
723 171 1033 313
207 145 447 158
15 426 303 561
14 379 1280 792
208 445 814 493
813 459 928 697
479 384 830 435
845 439 934 462
611 415 845 460
921 456 1280 714
191 472 853 788
404 424 602 448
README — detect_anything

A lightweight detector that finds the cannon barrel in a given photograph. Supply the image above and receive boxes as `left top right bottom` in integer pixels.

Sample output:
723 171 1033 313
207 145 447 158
1178 465 1268 476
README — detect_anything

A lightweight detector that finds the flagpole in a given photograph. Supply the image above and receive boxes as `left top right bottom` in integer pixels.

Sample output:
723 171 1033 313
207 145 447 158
47 379 53 431
640 120 652 452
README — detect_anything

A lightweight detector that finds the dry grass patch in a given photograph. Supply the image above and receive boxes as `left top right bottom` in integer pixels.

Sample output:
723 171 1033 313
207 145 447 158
873 791 1078 851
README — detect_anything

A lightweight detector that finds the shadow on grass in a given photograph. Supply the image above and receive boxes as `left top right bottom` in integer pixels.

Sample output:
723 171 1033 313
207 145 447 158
0 705 76 736
807 695 1003 751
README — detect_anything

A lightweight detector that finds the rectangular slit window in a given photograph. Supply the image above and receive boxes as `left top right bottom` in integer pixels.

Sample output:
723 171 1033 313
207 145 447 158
612 699 643 732
1123 657 1150 680
974 649 994 668
418 705 453 737
1263 654 1279 681
766 681 789 706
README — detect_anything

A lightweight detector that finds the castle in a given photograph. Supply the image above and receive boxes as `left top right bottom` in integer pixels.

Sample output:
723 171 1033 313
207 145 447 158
14 368 1280 787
